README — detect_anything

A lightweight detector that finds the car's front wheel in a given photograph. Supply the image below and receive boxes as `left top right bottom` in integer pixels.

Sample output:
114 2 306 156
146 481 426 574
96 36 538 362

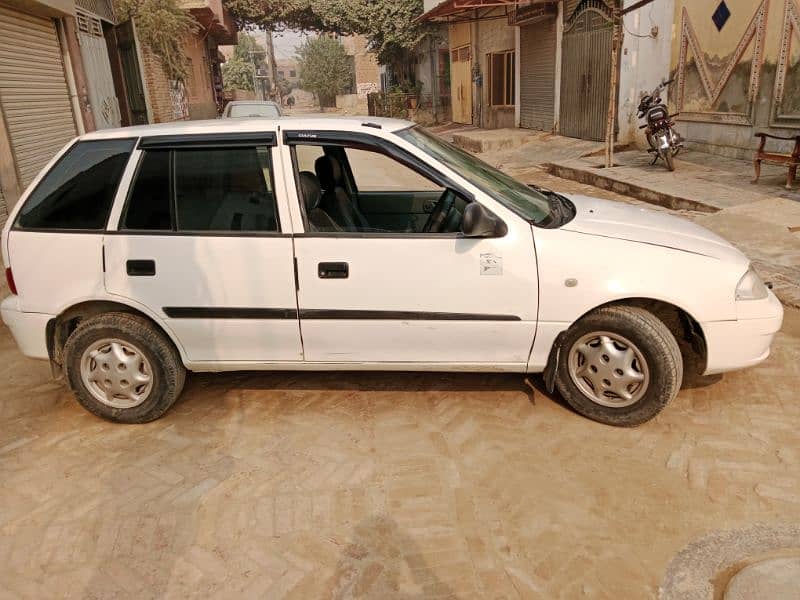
63 312 186 423
554 305 683 427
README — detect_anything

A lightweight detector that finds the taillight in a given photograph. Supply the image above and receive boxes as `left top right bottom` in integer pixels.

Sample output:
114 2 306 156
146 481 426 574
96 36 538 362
5 268 17 295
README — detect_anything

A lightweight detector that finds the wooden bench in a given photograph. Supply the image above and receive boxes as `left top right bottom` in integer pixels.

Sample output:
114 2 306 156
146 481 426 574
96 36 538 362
752 132 800 189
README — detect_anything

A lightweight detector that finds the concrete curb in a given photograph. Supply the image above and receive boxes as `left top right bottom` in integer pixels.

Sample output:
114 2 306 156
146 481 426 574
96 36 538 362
543 162 719 214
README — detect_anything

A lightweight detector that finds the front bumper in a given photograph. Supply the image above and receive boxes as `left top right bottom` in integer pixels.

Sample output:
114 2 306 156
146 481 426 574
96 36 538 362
1 295 51 360
702 291 784 375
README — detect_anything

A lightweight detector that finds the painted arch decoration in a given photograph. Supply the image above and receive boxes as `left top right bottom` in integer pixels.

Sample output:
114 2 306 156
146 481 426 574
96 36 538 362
673 0 768 125
772 0 800 127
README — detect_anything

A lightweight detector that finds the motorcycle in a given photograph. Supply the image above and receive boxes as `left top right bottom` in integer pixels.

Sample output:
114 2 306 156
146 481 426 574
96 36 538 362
637 78 682 171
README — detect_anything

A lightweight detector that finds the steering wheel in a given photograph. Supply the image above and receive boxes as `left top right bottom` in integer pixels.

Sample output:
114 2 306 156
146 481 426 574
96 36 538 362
423 189 456 233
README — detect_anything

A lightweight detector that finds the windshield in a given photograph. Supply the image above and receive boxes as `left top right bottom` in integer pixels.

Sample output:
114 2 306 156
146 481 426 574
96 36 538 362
397 126 552 224
228 103 280 118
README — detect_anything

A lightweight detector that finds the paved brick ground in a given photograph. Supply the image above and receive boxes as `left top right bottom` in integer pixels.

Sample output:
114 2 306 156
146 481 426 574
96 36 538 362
0 304 798 598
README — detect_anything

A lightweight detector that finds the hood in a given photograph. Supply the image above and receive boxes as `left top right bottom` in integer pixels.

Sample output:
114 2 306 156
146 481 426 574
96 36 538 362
560 194 746 263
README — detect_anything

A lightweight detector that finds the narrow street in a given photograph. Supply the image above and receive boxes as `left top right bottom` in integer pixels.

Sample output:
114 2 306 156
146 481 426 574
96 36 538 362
0 283 798 597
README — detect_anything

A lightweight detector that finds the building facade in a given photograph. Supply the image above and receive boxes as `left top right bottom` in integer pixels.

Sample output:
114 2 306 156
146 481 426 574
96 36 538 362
0 0 235 226
420 0 676 143
141 0 235 122
669 0 800 158
0 0 81 225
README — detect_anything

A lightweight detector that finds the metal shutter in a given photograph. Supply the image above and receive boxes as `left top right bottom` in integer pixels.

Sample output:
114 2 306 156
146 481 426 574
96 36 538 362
0 4 77 187
519 19 557 131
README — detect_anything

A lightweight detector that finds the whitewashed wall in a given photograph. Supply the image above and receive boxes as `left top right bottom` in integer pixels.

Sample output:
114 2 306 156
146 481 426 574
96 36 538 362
616 0 674 145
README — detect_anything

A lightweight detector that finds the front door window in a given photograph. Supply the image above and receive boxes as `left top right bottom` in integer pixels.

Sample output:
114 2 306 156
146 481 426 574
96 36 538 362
291 142 467 234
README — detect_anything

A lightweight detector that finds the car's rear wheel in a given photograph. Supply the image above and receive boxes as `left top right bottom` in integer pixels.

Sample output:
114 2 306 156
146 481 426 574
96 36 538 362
554 305 683 427
63 312 185 423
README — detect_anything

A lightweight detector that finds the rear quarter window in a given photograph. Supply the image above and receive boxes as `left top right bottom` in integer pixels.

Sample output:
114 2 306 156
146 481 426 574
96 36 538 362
15 138 135 230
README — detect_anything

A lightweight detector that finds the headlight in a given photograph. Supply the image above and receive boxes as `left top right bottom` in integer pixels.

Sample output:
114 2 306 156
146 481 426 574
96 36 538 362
735 267 768 301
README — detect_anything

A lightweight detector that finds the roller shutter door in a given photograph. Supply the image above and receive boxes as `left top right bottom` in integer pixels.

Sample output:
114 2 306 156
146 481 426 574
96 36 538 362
0 4 77 187
519 19 557 131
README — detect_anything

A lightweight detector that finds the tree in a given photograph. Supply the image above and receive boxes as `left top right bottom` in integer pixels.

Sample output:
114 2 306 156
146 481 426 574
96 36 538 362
113 0 197 80
221 32 264 91
297 36 353 107
222 0 433 66
222 59 256 91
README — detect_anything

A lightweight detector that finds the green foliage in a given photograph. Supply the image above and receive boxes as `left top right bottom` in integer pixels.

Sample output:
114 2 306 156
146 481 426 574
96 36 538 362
222 32 265 91
297 36 353 107
222 0 433 65
222 59 256 91
113 0 197 81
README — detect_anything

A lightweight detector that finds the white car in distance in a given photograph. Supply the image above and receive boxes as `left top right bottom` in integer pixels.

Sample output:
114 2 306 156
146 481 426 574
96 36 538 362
1 117 783 426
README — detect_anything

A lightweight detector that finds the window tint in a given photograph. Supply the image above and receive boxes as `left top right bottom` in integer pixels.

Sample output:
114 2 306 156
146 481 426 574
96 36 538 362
123 146 278 232
175 147 276 232
16 139 135 230
123 150 171 230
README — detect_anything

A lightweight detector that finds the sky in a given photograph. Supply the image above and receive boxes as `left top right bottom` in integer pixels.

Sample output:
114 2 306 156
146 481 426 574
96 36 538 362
271 29 314 60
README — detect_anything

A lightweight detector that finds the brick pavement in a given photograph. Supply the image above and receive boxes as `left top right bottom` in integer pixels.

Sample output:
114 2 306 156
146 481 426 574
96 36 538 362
0 307 797 598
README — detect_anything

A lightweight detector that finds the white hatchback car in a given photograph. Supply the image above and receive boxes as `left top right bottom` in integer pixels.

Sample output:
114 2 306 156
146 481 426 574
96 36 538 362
1 117 783 426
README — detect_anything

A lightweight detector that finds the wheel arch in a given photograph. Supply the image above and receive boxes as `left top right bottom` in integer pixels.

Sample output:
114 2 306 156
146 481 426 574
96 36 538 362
47 299 187 370
542 296 708 391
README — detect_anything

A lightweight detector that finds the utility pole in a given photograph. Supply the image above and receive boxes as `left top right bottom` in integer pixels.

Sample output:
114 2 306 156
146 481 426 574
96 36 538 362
265 30 280 103
605 0 659 167
604 5 621 168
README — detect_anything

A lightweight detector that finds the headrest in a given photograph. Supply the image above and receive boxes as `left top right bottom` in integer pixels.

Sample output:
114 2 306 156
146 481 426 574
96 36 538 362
298 171 321 212
314 155 343 189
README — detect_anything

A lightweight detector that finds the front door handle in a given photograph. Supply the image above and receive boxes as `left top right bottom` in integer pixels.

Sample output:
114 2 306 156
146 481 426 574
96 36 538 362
127 259 156 276
318 262 349 279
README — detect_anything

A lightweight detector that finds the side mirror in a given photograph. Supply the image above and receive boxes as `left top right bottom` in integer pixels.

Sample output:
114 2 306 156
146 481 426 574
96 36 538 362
461 202 507 238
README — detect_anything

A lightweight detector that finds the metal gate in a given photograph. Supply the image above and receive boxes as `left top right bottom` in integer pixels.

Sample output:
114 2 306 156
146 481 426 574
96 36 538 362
76 8 121 129
116 20 148 125
559 0 613 141
519 18 557 131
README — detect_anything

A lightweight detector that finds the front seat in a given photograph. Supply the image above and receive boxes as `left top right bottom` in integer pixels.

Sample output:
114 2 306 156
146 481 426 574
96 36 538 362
298 171 340 232
314 155 370 231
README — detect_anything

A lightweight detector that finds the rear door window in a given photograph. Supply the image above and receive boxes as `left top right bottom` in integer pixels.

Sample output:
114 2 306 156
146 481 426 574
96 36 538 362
121 146 278 233
15 138 135 230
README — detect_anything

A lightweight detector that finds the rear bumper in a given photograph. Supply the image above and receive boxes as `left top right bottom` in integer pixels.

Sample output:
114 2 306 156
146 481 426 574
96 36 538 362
1 296 50 360
702 292 784 375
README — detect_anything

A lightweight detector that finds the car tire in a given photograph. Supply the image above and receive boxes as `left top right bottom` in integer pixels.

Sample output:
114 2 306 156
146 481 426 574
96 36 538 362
554 305 683 427
63 312 186 423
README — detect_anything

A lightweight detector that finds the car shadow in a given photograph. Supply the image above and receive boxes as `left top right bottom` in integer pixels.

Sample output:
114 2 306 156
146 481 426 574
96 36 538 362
184 370 535 395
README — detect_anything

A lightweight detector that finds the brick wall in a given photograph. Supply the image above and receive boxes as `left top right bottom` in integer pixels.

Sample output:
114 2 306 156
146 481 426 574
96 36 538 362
140 46 189 123
342 35 380 94
184 34 217 120
354 53 379 94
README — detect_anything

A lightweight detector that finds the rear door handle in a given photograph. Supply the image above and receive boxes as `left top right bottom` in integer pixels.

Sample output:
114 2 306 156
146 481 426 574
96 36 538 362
127 259 156 276
318 262 348 279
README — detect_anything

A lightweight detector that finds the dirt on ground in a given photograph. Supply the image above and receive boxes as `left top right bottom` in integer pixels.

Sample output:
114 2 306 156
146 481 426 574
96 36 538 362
0 294 798 598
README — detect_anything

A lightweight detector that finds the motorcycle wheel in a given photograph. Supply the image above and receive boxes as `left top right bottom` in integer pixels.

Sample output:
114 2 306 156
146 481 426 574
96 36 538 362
663 149 675 171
